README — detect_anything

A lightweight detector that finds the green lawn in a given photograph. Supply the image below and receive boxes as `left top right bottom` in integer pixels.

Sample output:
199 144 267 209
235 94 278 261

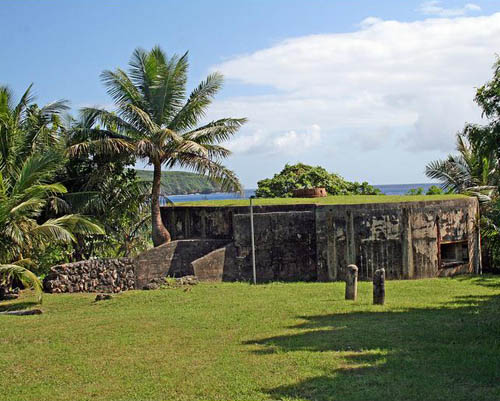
1 277 499 401
177 194 467 207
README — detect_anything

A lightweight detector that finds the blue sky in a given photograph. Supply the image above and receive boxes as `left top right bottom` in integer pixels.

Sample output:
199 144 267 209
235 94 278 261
2 0 500 187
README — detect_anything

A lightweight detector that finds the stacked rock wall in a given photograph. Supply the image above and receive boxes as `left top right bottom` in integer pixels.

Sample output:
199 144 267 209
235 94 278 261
43 239 228 293
43 258 136 293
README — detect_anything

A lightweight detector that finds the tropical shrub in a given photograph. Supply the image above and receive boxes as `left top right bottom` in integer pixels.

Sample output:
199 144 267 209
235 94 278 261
0 85 103 300
405 187 424 195
426 185 445 195
255 163 380 198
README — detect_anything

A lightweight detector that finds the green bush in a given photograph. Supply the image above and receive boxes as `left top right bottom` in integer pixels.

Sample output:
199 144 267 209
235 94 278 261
406 187 424 195
256 163 381 198
426 185 445 195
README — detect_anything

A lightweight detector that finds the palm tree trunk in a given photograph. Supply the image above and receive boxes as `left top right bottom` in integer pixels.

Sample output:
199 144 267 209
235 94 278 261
151 161 171 246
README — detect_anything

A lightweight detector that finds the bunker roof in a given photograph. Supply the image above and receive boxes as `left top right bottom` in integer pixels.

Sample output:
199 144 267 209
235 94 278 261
175 194 468 207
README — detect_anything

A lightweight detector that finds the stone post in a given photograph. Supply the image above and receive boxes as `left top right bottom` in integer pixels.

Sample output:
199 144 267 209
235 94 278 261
345 264 358 300
373 268 385 305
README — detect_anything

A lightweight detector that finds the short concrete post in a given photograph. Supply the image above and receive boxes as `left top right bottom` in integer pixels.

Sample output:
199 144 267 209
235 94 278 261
345 264 358 301
373 268 385 305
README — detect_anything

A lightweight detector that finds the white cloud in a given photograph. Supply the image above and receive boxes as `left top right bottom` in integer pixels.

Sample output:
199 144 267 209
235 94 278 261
227 124 322 155
211 13 500 156
273 124 321 154
418 1 481 17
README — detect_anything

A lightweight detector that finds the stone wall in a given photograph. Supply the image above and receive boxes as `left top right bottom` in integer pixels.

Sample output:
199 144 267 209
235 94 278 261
189 211 316 282
43 239 229 293
43 258 136 293
191 244 238 281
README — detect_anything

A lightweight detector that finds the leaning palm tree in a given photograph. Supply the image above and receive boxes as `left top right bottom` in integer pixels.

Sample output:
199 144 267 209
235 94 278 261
0 85 104 301
68 46 246 246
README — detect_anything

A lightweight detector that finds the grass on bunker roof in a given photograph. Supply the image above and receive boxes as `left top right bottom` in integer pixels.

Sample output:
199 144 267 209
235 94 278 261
176 194 467 207
1 276 499 401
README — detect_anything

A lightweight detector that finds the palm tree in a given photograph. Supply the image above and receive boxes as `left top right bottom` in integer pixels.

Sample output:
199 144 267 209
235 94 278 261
0 85 104 301
425 133 498 201
68 46 246 246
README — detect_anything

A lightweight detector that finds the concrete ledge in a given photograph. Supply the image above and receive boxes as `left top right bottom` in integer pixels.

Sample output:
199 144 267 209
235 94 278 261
191 243 238 282
134 239 228 289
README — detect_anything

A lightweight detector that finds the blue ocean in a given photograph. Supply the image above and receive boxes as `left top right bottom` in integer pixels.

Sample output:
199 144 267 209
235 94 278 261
166 183 437 203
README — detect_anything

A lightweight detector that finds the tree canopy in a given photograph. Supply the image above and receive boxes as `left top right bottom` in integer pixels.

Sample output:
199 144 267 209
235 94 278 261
255 163 381 198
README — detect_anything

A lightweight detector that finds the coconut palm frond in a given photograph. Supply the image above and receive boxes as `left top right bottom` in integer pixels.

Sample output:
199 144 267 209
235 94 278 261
100 68 146 110
121 103 158 135
78 107 138 136
174 153 243 195
11 152 62 196
183 118 247 144
169 72 224 131
66 137 135 158
9 197 47 216
425 159 460 192
38 214 104 239
0 264 42 303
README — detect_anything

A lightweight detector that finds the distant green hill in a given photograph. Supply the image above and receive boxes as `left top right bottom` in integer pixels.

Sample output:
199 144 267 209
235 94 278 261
135 169 222 195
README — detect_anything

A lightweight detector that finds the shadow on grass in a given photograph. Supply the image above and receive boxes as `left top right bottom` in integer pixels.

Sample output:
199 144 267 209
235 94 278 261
0 301 38 312
455 274 500 289
245 293 500 401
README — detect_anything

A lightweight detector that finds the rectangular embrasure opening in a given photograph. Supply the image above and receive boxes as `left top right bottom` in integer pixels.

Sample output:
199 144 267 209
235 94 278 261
440 240 469 268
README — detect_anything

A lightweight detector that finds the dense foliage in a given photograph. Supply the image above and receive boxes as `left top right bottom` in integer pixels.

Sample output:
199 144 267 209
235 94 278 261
0 86 104 299
255 163 381 198
426 56 500 270
58 116 153 260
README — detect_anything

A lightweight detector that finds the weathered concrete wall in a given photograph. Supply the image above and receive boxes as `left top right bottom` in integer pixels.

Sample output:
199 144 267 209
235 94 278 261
44 198 480 293
189 212 316 282
164 197 480 282
134 239 228 289
231 211 317 282
315 198 480 281
43 258 136 293
191 243 238 281
161 204 315 240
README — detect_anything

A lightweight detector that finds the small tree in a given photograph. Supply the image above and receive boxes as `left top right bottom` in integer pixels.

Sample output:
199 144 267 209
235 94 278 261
255 163 380 198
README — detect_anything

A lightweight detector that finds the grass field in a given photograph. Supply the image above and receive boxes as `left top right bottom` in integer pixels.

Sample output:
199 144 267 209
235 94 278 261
177 194 467 207
1 276 499 401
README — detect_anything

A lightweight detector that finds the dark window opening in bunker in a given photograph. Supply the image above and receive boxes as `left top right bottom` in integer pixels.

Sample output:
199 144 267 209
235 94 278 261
440 240 469 268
